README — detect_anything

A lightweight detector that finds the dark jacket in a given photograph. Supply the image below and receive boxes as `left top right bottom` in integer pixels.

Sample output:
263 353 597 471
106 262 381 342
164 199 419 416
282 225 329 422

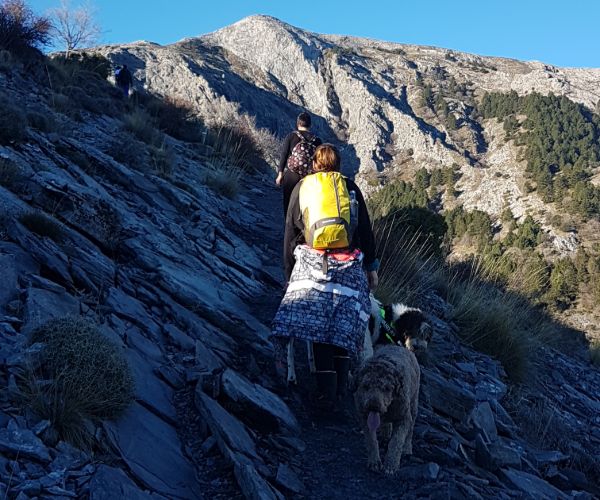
277 130 322 173
283 175 379 280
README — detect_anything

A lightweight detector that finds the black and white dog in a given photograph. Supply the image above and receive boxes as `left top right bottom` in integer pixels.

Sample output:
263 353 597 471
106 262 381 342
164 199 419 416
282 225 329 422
362 295 432 362
287 295 432 384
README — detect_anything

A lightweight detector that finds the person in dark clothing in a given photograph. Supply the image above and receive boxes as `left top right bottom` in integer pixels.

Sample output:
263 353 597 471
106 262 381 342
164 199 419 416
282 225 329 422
283 158 379 287
272 143 379 403
115 64 133 97
275 112 322 219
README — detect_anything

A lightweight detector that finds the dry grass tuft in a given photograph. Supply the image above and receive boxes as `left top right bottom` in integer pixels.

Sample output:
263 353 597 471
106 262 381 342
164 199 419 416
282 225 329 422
21 316 134 448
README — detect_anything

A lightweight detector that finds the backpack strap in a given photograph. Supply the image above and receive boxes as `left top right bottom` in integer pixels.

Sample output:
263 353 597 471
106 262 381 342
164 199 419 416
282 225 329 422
294 131 306 143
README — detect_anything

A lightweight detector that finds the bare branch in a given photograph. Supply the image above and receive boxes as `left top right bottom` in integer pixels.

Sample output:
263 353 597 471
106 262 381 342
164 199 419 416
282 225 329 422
49 0 100 57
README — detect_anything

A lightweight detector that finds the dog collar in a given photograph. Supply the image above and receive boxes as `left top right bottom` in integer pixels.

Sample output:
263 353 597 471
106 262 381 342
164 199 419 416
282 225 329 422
379 308 397 344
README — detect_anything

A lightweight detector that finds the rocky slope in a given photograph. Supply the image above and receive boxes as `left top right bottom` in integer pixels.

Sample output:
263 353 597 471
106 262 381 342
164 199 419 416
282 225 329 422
95 15 600 339
0 19 599 500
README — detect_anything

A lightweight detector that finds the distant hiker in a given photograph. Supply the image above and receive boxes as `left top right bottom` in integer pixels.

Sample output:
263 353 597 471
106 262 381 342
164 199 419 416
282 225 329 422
275 111 322 219
271 143 379 404
115 64 133 97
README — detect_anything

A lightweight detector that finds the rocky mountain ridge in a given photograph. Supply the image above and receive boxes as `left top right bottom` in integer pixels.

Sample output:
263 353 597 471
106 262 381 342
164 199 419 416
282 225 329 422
0 16 599 500
96 15 600 338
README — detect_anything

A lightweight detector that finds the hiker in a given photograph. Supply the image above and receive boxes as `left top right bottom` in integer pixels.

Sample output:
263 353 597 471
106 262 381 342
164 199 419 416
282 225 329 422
271 143 379 403
275 111 322 219
115 64 133 97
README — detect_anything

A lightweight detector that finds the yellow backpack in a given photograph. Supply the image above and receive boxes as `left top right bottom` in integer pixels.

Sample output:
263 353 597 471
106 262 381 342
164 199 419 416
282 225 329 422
299 171 358 249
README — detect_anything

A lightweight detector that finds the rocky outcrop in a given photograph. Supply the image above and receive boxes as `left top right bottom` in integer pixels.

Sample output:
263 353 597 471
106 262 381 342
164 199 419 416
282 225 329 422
1 20 599 500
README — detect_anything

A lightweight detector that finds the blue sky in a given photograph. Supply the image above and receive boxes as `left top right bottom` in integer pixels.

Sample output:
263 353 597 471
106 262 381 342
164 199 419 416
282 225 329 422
32 0 599 68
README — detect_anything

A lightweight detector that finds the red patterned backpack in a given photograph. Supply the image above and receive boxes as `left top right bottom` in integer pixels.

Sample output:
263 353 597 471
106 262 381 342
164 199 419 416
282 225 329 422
286 132 318 177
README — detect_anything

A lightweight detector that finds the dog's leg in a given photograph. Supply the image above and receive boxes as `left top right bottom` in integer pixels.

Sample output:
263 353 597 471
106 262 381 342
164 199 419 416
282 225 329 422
363 423 382 472
287 339 297 385
383 421 410 476
380 422 393 444
307 341 316 373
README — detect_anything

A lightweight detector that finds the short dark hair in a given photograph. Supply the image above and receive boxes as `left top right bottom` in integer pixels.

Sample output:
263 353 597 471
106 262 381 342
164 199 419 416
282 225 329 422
297 112 311 129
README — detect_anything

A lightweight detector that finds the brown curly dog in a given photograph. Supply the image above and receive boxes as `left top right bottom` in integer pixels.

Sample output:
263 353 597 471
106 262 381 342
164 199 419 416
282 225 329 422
352 345 420 475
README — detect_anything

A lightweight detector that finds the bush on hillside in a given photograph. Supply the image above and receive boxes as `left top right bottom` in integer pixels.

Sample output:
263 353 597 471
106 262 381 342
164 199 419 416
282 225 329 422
123 108 162 145
150 143 176 178
0 0 51 58
205 125 262 172
201 154 245 199
372 213 445 306
447 277 532 382
53 52 111 79
145 95 205 142
22 316 134 447
19 210 64 243
0 93 27 144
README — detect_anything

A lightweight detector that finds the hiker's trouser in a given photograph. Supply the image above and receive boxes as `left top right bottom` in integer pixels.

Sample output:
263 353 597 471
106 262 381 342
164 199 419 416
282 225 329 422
282 170 302 220
119 84 129 97
313 343 348 371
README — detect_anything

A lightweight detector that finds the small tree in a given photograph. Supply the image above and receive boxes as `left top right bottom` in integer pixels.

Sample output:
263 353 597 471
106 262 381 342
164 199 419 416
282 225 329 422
50 0 99 58
0 0 51 56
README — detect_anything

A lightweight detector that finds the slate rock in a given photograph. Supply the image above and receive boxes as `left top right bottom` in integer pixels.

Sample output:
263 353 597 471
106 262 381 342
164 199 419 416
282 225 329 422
489 442 522 469
421 370 477 421
468 402 498 442
105 287 152 327
89 465 156 500
502 468 568 500
163 323 195 351
275 463 305 494
22 287 79 334
104 402 202 499
195 387 258 459
195 339 224 373
221 369 299 433
230 450 281 500
0 427 51 462
125 348 177 425
397 462 440 481
0 254 19 311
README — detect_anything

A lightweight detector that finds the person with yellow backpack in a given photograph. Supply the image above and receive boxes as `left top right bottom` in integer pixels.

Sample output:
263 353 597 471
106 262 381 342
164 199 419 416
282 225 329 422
271 143 379 404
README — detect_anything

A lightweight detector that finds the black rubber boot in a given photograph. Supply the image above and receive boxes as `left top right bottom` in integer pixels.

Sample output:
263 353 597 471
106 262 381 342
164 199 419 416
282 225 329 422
333 356 351 398
315 370 337 402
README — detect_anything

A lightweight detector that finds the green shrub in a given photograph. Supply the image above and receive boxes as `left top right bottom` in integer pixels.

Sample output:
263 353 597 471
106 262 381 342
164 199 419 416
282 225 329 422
0 94 27 143
372 212 444 305
22 316 134 447
447 277 532 381
123 108 162 145
19 211 64 243
0 156 20 186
